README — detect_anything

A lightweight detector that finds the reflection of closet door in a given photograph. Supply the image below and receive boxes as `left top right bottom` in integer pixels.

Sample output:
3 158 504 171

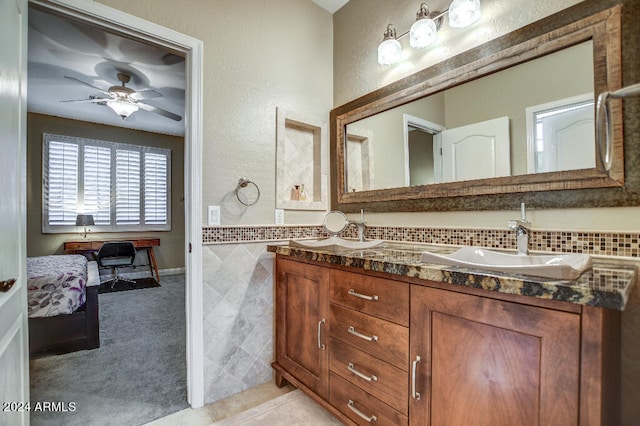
440 116 510 183
539 107 594 173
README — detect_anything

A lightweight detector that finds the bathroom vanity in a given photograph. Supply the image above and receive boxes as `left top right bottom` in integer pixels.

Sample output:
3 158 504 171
269 242 635 426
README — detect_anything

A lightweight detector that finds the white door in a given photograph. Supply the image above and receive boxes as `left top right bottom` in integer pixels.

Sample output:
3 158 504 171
0 0 29 425
439 116 511 183
536 105 594 173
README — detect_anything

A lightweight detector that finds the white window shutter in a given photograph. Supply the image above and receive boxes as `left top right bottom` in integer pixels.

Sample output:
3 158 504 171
83 145 111 225
115 149 141 225
45 141 78 226
144 152 168 225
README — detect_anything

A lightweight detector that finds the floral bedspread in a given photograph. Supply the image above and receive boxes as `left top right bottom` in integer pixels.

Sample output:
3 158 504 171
27 255 87 318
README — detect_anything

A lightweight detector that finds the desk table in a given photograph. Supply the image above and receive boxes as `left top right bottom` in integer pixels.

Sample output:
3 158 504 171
64 238 161 282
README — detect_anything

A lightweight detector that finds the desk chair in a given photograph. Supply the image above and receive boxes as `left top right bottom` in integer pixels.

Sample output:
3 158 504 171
97 241 137 287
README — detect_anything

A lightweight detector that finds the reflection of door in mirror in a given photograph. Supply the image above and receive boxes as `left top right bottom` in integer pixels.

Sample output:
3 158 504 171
346 127 373 192
439 116 511 182
526 94 595 173
403 114 445 186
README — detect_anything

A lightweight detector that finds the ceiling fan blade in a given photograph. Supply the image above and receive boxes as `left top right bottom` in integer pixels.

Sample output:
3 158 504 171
131 89 163 100
64 76 110 94
60 98 109 104
137 102 182 121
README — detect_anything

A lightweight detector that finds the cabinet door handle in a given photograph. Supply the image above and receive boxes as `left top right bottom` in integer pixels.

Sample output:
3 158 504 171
348 362 378 382
412 355 421 400
348 326 378 342
347 400 377 423
348 288 378 301
317 318 326 350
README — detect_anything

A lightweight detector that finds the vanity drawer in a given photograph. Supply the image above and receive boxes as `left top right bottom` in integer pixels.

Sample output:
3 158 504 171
329 338 408 414
330 269 409 326
330 304 408 369
330 372 408 426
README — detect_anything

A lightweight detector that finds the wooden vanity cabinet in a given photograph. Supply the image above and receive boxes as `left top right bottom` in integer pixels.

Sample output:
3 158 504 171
274 258 330 399
273 256 620 426
409 285 581 426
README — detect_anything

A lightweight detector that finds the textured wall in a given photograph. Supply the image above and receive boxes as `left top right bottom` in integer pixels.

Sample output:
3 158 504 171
98 0 334 226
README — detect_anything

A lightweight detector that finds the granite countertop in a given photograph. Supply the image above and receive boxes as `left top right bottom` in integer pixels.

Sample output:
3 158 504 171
269 241 637 311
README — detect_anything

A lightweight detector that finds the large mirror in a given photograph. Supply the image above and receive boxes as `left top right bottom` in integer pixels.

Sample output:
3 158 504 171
331 4 625 212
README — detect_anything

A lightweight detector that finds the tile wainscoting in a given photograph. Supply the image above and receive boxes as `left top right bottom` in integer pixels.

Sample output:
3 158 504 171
201 225 640 423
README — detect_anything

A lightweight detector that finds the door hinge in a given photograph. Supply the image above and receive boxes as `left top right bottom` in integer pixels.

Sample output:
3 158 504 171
189 243 192 253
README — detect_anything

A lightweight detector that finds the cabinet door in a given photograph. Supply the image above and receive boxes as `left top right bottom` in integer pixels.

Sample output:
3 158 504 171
275 258 330 398
410 285 580 426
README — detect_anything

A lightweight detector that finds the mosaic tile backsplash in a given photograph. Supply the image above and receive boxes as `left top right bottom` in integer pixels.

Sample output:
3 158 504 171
203 225 640 258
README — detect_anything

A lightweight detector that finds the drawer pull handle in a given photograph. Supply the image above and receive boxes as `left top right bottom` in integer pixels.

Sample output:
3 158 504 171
317 318 326 350
348 362 378 382
412 355 421 401
348 326 378 342
347 400 377 423
348 288 378 301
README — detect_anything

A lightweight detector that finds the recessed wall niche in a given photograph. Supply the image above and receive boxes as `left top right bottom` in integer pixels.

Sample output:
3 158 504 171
276 107 328 211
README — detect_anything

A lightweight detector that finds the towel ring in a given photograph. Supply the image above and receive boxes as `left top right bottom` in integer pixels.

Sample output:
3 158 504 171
235 177 260 206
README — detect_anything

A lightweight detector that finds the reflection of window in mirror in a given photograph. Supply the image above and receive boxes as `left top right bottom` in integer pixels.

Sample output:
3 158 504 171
525 93 595 174
346 127 374 192
403 114 445 186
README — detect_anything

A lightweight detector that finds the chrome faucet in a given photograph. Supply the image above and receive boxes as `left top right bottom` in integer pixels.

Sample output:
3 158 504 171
349 209 367 242
508 203 531 256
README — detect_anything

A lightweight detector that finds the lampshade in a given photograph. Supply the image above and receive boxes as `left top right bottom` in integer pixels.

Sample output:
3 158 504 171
378 25 402 65
75 214 95 226
448 0 481 28
410 5 439 48
107 99 139 119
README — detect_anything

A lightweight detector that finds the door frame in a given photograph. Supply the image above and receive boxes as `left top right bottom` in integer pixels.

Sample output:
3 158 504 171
29 0 205 407
402 114 445 186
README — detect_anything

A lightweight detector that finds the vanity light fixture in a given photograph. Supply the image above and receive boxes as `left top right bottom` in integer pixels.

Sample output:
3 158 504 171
378 0 482 65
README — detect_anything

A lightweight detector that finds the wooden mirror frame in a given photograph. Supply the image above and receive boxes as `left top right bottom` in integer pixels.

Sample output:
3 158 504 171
330 3 635 213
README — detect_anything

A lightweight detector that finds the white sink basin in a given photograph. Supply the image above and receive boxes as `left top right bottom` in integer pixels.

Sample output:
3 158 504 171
420 246 591 280
289 236 384 251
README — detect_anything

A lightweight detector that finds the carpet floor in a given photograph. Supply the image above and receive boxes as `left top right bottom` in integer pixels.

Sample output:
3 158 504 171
29 274 188 426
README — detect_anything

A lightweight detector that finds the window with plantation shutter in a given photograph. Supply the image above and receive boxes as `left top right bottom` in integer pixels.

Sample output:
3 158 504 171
42 133 171 233
144 152 168 225
116 149 141 225
83 145 111 225
44 141 79 226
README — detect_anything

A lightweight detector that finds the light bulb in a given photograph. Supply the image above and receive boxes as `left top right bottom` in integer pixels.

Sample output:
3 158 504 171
377 25 402 65
410 18 438 48
448 0 481 29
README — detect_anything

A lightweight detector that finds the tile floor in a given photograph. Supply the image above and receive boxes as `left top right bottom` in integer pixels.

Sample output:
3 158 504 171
145 381 296 426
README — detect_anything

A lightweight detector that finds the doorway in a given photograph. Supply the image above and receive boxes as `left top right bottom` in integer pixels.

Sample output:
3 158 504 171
28 0 204 408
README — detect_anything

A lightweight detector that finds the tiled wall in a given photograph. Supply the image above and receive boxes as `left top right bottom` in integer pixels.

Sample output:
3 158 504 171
201 224 640 419
202 242 275 403
203 225 640 258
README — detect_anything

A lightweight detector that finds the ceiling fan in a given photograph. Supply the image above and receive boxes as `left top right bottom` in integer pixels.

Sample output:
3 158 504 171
62 72 182 121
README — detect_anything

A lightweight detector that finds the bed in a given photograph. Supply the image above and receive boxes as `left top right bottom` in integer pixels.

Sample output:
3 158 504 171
27 255 100 355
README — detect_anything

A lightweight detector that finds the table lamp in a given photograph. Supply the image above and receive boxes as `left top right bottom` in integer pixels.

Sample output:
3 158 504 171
75 214 94 239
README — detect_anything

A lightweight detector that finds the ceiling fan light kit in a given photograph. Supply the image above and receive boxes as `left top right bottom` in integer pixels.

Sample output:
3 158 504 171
107 99 139 119
62 72 182 121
